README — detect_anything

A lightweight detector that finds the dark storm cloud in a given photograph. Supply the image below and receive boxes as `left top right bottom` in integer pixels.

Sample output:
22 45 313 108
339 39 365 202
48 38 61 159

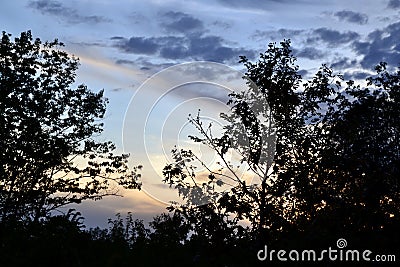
293 47 326 60
334 10 368 25
113 34 255 63
28 0 110 24
308 28 359 46
161 11 204 34
388 0 400 8
352 21 400 69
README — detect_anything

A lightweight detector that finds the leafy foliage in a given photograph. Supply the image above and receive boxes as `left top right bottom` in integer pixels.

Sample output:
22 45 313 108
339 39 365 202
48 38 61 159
0 31 141 222
162 40 400 245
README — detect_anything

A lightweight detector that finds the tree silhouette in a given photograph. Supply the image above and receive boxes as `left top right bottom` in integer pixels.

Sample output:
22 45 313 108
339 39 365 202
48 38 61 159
0 31 141 222
162 40 400 252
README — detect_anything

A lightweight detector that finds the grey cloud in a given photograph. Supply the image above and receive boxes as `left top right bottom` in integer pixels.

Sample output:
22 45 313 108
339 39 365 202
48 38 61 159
187 35 255 62
29 0 62 14
388 0 400 8
118 37 161 54
116 58 175 73
129 12 148 25
113 34 255 63
115 12 240 61
115 59 136 65
343 71 371 81
160 46 188 59
69 41 106 47
161 11 204 34
28 0 110 24
218 0 301 9
334 10 368 25
294 47 326 60
211 20 232 30
169 83 231 104
253 27 358 47
189 35 224 59
309 28 359 46
114 35 185 56
177 62 243 82
252 29 305 41
352 22 400 68
298 69 309 77
112 84 135 92
330 57 357 69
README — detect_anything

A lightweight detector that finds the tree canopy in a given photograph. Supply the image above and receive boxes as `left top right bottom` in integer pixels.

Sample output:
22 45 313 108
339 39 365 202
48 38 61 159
162 40 400 248
0 31 141 222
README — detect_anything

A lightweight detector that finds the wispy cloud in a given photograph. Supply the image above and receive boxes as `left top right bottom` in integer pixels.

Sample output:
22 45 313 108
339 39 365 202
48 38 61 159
308 28 359 46
293 47 326 60
252 29 306 42
330 57 357 69
217 0 305 10
333 10 368 25
28 0 110 24
161 11 205 34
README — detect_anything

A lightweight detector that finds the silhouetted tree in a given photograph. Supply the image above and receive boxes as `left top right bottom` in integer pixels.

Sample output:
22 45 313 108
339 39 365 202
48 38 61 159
162 40 400 252
162 40 300 238
0 31 141 222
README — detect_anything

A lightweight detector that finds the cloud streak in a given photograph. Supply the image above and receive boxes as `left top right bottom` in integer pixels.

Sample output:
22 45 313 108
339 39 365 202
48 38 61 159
28 0 110 24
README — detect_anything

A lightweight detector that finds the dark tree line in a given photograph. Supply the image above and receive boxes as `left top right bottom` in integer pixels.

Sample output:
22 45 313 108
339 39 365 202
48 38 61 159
1 31 399 266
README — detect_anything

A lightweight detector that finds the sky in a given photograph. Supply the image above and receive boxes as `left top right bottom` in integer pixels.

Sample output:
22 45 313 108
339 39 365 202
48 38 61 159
1 0 400 228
